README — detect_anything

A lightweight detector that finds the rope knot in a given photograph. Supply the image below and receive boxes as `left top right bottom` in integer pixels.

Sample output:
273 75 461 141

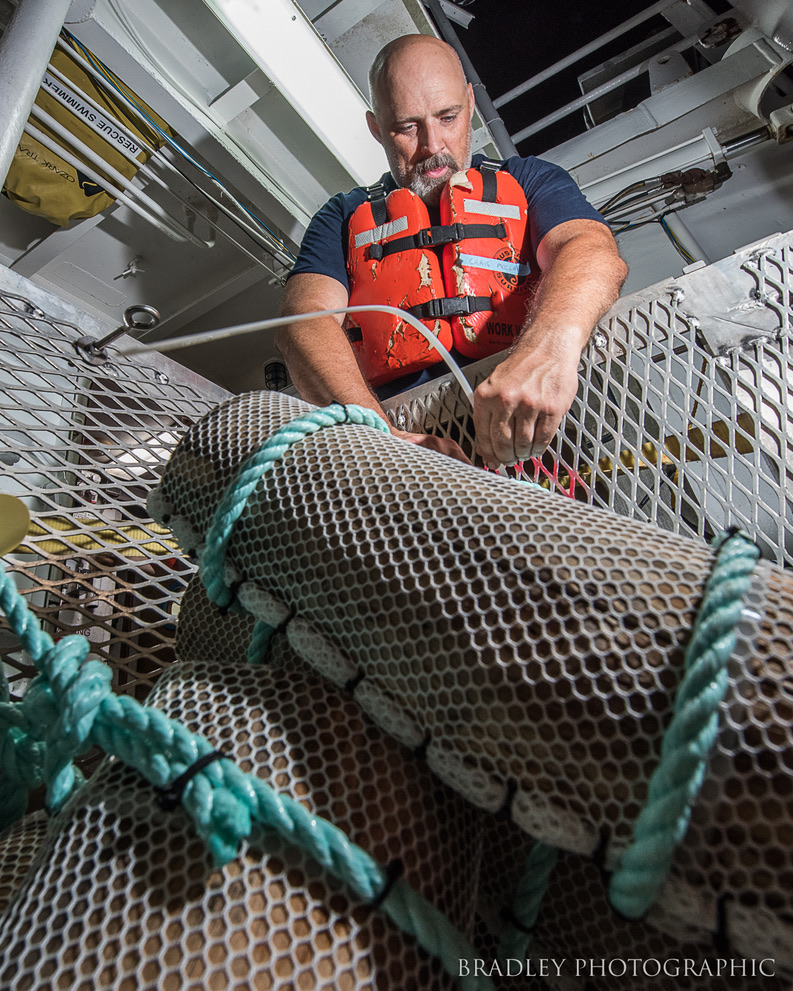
42 644 113 812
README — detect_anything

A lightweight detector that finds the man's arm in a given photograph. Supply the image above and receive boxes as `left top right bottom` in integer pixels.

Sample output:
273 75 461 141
276 272 471 462
276 272 381 411
473 218 627 467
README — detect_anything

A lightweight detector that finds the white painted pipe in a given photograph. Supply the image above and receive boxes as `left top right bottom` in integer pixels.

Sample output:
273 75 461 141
24 121 191 243
28 104 210 247
0 0 74 189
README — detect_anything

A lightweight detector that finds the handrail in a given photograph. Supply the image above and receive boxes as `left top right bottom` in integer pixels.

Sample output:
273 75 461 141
494 0 682 109
510 32 698 146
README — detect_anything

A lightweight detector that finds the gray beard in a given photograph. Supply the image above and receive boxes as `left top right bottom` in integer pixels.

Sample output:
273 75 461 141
408 152 460 204
391 130 474 206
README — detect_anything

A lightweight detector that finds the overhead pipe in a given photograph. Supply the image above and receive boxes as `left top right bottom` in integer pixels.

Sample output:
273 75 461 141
511 33 698 146
0 0 74 189
24 121 193 243
422 0 518 159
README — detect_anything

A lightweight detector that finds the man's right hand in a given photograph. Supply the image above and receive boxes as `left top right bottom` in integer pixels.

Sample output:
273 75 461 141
278 274 472 466
391 428 472 464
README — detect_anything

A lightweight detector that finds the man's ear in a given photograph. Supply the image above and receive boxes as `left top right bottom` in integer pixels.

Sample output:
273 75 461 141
467 82 475 122
366 110 383 145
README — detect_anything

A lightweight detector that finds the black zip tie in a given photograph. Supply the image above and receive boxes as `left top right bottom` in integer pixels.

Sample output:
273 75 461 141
218 579 243 617
720 524 761 555
413 733 431 760
713 892 733 955
161 514 171 524
500 905 534 936
156 750 228 811
591 829 610 883
329 400 354 424
344 671 365 694
496 778 517 821
370 858 404 909
273 607 296 636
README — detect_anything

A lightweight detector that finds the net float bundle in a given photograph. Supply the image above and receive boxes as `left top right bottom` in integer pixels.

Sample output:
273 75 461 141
1 387 791 991
135 390 790 979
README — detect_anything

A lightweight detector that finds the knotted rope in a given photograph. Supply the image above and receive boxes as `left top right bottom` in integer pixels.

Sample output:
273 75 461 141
609 528 761 918
0 400 492 991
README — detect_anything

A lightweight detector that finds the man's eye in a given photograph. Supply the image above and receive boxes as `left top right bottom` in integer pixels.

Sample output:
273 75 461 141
441 115 457 124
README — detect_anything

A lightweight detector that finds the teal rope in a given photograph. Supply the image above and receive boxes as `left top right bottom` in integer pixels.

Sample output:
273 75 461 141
201 404 391 611
609 529 760 918
0 536 491 989
246 619 274 665
0 562 492 989
498 841 559 959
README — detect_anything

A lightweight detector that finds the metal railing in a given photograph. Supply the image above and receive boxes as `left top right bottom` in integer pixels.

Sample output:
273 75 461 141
494 0 703 147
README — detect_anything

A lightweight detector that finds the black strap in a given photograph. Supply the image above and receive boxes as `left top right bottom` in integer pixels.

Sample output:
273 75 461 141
369 221 506 260
156 750 227 811
407 295 492 320
370 858 404 909
366 182 388 227
479 159 501 203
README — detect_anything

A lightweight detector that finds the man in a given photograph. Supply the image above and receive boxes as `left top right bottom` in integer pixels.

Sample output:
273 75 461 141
276 34 627 467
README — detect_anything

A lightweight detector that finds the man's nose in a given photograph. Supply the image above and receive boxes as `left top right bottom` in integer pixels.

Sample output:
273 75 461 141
420 121 445 157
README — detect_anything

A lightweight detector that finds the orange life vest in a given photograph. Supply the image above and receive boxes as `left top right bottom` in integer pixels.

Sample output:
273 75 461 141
346 163 538 386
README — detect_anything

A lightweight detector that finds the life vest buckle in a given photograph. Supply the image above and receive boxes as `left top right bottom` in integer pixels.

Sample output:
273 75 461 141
419 223 465 247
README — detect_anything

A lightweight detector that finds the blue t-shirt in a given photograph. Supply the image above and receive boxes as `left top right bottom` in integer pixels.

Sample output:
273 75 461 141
288 154 606 397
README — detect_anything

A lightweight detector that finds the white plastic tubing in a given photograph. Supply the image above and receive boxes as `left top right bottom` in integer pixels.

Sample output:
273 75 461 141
121 305 477 406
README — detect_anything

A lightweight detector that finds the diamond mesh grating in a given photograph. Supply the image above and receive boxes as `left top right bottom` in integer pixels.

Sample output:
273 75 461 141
0 288 229 718
383 235 793 568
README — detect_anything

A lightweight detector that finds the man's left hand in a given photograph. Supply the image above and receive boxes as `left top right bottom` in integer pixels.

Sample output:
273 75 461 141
473 345 580 468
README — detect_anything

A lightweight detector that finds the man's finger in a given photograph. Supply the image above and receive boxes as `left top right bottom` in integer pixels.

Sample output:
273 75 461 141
392 428 472 465
513 411 538 463
528 411 560 458
473 403 498 467
487 408 515 465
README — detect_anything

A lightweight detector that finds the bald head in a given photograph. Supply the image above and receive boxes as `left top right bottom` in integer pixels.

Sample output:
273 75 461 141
365 34 475 205
368 35 467 117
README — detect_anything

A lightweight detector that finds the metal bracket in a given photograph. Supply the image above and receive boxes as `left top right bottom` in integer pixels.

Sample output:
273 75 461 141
665 233 790 355
74 304 161 365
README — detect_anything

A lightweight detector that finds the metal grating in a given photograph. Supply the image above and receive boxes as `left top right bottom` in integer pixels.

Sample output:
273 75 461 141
383 232 793 569
0 278 230 728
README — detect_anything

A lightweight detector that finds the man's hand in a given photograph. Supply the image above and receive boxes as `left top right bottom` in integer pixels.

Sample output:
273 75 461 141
473 344 580 467
472 218 627 468
391 428 472 464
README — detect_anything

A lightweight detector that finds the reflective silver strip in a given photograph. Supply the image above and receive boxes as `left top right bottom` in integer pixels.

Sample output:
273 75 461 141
462 199 521 219
354 215 409 248
459 253 532 277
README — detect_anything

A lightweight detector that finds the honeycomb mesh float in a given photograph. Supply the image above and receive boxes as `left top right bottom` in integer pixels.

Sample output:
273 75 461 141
0 652 487 991
145 389 793 977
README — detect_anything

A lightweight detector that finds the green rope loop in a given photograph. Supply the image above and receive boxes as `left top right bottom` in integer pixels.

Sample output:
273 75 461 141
0 558 492 990
201 404 390 611
609 529 760 918
498 841 559 959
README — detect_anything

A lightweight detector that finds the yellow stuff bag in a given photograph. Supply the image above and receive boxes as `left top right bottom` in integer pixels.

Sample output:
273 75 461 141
3 38 172 226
